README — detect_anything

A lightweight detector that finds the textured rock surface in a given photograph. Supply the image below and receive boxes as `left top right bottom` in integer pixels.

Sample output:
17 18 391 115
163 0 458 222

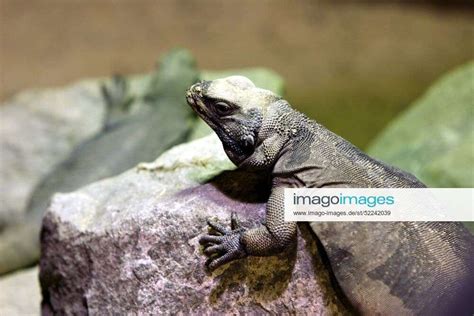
0 81 106 228
0 266 41 315
40 135 346 314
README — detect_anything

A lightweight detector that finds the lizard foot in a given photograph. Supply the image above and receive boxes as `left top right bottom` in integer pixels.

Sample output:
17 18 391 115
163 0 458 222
199 212 247 270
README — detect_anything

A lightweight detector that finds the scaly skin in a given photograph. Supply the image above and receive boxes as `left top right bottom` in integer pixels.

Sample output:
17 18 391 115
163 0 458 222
186 76 474 315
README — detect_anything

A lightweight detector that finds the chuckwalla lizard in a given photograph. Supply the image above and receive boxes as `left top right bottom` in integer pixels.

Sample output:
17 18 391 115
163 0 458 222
186 76 474 315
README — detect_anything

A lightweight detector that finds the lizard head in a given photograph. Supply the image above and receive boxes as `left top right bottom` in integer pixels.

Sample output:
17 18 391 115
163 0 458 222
186 76 280 165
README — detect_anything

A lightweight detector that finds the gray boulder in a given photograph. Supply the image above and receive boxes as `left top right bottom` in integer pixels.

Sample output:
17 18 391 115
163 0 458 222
40 135 347 314
0 81 106 228
368 62 474 188
0 49 201 275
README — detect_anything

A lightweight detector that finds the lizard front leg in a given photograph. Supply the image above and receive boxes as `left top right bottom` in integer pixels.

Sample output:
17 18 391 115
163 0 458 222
200 187 297 270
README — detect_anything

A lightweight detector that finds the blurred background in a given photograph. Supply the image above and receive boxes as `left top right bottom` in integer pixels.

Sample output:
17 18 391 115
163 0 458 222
1 0 473 148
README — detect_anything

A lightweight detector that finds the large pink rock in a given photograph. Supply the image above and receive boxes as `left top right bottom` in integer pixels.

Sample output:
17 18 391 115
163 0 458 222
40 135 347 314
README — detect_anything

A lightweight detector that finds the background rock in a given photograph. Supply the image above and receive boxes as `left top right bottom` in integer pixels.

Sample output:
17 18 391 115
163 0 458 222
368 62 473 187
367 62 474 232
0 267 41 316
0 81 106 229
0 49 200 275
40 135 347 314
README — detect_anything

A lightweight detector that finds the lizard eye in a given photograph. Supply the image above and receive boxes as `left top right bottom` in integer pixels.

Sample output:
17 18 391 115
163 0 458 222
215 102 233 116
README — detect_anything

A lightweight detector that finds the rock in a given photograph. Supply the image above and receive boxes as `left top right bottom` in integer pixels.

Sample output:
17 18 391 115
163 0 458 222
367 62 474 188
0 80 106 229
0 71 157 230
0 49 200 275
40 135 347 314
0 266 41 315
367 62 474 233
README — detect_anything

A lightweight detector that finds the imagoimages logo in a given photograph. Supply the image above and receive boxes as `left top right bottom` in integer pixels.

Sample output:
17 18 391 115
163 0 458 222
284 188 474 222
293 192 395 208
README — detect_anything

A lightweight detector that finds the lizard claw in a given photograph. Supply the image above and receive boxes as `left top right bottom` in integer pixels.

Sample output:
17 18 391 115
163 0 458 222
230 212 242 230
199 214 247 270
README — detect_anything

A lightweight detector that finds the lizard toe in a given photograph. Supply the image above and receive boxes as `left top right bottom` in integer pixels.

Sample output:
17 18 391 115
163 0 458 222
206 219 230 235
203 244 225 255
207 252 238 271
199 234 222 245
